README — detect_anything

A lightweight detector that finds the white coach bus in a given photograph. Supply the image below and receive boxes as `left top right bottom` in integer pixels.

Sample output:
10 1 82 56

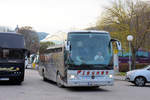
38 30 121 87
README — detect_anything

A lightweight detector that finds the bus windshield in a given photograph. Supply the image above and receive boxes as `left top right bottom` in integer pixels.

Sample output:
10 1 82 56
0 33 26 60
0 34 25 49
0 49 25 59
68 33 112 65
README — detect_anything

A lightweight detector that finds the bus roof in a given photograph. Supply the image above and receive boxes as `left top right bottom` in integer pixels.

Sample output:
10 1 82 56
47 44 63 50
68 30 109 34
0 32 25 49
0 32 23 36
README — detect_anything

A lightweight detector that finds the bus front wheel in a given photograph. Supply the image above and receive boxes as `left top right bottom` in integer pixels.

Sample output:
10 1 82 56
42 69 47 81
13 77 23 85
15 81 22 85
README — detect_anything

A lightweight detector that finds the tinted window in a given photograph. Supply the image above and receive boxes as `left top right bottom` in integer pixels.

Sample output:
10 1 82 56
0 34 25 49
0 49 25 59
68 33 112 65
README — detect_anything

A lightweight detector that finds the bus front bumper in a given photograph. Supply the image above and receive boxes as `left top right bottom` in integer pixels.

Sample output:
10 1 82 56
0 71 23 81
64 80 114 87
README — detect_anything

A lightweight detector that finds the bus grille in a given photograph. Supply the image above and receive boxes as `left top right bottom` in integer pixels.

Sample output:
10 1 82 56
0 63 23 76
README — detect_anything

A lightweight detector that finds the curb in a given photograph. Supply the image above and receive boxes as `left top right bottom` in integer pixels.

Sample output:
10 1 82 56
114 76 125 81
114 78 125 81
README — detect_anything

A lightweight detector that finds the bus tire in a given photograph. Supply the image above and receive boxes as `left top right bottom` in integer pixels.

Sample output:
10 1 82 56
15 81 22 85
42 69 47 81
43 77 47 81
12 78 23 85
56 72 63 88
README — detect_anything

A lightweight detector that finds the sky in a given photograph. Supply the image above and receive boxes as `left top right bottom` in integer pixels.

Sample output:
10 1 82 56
0 0 113 34
0 0 149 34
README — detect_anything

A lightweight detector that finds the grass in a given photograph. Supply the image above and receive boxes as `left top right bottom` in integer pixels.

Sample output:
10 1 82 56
115 72 126 76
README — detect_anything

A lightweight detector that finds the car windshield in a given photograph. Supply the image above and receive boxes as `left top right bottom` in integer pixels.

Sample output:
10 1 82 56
68 33 112 65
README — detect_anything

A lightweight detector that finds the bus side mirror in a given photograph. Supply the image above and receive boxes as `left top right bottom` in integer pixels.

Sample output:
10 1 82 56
111 39 122 51
116 41 121 51
65 41 71 51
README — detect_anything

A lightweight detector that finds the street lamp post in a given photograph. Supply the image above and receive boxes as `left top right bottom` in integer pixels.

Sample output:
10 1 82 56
127 35 133 71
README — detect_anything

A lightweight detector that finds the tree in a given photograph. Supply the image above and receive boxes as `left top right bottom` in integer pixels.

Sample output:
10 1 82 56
95 0 150 69
18 26 40 54
39 42 55 54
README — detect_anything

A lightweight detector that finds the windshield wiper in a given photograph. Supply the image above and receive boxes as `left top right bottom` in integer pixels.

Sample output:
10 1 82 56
92 64 113 69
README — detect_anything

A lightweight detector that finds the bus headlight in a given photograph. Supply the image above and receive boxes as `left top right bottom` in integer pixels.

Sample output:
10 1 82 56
16 67 20 71
68 75 76 79
109 75 113 78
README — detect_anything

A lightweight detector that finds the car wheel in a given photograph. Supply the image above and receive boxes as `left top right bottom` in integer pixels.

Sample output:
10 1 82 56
56 73 63 88
134 77 146 87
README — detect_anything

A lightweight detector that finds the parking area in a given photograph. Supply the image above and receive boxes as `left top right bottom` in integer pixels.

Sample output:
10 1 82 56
0 69 149 100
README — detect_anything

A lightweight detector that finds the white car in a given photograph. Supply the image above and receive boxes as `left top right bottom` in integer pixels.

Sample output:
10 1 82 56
125 65 150 86
25 56 29 68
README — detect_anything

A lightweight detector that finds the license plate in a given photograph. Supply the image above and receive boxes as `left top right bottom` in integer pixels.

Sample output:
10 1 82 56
0 78 9 81
88 82 93 86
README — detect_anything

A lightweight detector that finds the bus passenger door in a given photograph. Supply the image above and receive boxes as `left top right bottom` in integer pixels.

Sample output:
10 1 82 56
47 53 56 81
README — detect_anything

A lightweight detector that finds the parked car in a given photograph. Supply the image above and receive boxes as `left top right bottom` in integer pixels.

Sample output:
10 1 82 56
25 54 39 69
29 54 36 64
25 57 32 69
26 54 36 69
25 56 29 68
125 65 150 86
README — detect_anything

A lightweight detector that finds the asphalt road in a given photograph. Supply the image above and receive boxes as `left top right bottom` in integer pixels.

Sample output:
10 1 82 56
0 69 149 100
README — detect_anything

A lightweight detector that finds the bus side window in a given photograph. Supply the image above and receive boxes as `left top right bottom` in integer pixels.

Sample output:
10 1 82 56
52 49 55 53
57 48 62 52
53 48 62 53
